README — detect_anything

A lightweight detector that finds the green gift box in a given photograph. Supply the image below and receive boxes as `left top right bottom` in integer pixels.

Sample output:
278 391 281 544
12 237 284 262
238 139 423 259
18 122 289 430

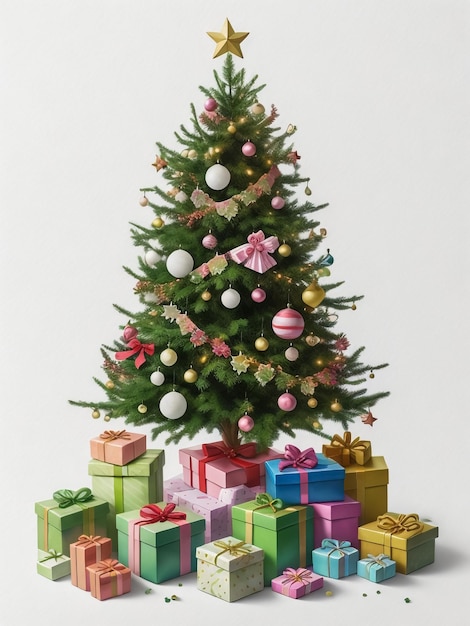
88 449 164 546
231 494 313 585
35 488 109 556
37 549 71 580
116 502 205 583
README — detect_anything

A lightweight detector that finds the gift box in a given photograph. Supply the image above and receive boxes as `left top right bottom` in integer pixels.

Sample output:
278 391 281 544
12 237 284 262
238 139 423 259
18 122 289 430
196 536 264 602
357 553 396 582
179 440 282 497
35 488 109 556
36 549 71 581
344 456 388 524
89 449 164 546
231 494 313 585
310 495 361 548
358 513 438 574
70 534 113 590
271 567 324 598
322 432 371 467
312 538 359 578
87 558 131 600
90 429 146 466
171 488 230 542
163 474 194 502
218 484 257 506
265 447 345 505
116 502 205 583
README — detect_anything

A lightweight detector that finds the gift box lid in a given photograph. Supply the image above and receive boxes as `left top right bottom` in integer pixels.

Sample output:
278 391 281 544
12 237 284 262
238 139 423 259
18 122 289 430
265 453 345 485
88 449 164 478
358 513 438 550
35 495 109 531
311 495 361 520
344 456 388 487
116 502 205 548
231 499 312 531
196 536 263 572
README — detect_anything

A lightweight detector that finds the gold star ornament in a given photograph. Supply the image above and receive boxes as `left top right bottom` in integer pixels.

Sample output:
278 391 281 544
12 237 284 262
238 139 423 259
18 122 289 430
207 19 249 58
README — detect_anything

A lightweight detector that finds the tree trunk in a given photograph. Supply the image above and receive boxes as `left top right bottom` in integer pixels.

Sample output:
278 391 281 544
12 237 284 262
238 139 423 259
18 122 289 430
219 419 240 449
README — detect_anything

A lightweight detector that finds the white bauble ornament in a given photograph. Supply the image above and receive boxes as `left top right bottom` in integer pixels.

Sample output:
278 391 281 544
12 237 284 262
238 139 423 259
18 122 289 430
160 348 178 366
159 390 187 419
205 163 231 190
285 346 299 361
143 292 159 303
144 250 160 267
150 370 165 386
221 287 241 309
166 249 194 278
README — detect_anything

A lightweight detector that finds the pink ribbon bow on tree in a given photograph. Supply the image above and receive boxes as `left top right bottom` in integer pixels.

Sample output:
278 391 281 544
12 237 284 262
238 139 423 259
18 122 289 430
115 337 155 369
279 444 318 470
230 230 279 273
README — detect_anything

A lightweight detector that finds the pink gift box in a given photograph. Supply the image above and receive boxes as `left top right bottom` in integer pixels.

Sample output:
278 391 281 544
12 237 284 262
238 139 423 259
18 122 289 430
310 495 361 549
179 441 282 496
163 475 194 502
271 567 324 598
90 430 146 466
87 558 131 600
70 534 113 590
218 484 257 506
172 488 230 542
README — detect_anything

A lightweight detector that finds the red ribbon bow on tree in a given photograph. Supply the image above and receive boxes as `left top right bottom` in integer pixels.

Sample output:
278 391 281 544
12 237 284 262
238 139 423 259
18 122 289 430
279 444 318 470
115 337 155 369
138 503 187 524
230 230 279 273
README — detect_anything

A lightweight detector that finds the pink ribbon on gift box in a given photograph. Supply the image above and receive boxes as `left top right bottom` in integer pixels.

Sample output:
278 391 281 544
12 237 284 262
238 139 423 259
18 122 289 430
197 441 260 493
281 567 316 594
279 445 318 504
115 337 155 369
230 230 279 274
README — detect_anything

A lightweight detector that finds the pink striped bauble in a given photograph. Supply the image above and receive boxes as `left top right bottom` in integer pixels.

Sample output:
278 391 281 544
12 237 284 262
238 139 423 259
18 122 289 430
271 307 305 340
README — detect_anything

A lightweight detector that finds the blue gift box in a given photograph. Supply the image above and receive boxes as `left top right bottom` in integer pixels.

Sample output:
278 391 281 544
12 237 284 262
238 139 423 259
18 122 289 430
357 553 396 582
312 538 359 578
265 453 345 505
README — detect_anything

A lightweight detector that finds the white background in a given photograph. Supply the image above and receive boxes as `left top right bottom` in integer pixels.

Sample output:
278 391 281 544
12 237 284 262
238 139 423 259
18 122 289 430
1 1 469 624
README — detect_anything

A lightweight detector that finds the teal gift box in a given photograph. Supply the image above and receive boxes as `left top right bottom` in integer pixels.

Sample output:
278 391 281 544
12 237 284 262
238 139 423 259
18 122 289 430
231 494 313 586
35 488 109 556
265 452 345 505
37 549 71 580
312 538 359 578
116 502 205 583
89 449 164 546
357 553 396 582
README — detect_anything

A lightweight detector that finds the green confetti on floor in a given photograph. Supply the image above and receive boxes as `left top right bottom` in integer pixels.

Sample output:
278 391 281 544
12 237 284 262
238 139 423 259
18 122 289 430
325 590 333 596
144 588 152 595
362 593 367 597
164 597 171 603
404 597 411 603
376 590 381 594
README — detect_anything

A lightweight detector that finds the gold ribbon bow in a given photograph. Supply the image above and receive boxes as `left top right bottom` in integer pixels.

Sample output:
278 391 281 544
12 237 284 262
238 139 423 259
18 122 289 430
377 513 424 536
213 539 251 565
329 431 369 463
75 534 103 547
281 567 315 587
99 430 131 442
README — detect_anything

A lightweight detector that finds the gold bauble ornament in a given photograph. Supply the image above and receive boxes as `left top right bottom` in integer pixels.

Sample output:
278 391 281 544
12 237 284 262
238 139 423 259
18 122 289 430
104 415 111 422
301 281 326 308
351 303 357 310
278 243 292 257
369 370 375 379
251 102 265 115
138 403 148 414
201 290 212 301
305 334 321 347
91 409 100 419
184 368 198 383
330 400 342 413
227 123 237 134
105 380 115 389
152 217 164 228
307 397 318 408
312 420 322 430
254 336 269 351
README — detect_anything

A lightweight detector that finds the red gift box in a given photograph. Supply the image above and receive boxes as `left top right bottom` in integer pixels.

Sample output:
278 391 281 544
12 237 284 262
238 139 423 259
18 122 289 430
70 534 112 590
87 559 131 600
90 430 146 466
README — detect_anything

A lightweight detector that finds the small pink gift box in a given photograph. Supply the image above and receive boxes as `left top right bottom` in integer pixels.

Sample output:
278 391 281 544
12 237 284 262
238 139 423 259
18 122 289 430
87 558 131 600
90 430 146 466
70 534 112 590
163 475 194 502
271 567 324 598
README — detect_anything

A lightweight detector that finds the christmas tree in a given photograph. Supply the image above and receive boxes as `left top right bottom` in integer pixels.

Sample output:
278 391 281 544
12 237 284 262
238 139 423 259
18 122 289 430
71 20 389 451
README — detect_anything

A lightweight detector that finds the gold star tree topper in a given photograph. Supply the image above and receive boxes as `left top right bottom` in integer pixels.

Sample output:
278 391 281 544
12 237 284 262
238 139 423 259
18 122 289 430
207 18 249 58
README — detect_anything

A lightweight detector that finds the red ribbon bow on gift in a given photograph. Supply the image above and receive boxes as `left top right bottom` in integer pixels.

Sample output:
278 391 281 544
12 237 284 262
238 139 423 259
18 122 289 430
115 337 155 369
281 567 315 587
197 441 260 491
138 503 187 524
230 230 279 274
202 441 257 461
279 444 318 470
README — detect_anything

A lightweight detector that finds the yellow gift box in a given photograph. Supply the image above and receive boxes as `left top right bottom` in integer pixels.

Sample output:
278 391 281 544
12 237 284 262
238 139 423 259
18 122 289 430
322 432 371 467
344 456 388 525
358 513 438 574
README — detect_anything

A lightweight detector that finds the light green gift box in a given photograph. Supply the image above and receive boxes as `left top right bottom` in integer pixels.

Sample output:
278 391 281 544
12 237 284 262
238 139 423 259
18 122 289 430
196 536 264 602
37 549 71 580
35 488 109 556
231 495 313 586
88 449 164 547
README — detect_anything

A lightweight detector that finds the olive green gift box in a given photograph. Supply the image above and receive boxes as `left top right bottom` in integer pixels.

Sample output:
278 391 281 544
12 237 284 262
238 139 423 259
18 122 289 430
88 449 164 546
37 549 71 580
231 496 313 586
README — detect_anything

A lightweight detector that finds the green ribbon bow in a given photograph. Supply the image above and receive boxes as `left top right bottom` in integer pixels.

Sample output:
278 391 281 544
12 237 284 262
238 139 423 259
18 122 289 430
254 492 284 512
39 549 65 563
52 487 93 508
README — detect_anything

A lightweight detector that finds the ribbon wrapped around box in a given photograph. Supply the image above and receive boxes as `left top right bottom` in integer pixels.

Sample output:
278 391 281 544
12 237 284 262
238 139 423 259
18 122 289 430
322 432 371 467
116 502 205 583
37 549 71 581
271 567 324 599
90 429 147 466
70 534 113 590
86 558 131 600
35 488 109 556
312 538 359 578
358 512 438 574
357 553 396 582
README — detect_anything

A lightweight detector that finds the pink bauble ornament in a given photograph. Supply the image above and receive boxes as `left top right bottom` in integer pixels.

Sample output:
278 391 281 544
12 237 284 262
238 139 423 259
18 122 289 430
271 196 285 210
242 141 256 157
278 392 297 412
251 287 266 303
272 307 305 340
122 325 138 342
238 415 254 432
204 97 218 112
202 233 218 249
285 346 299 361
